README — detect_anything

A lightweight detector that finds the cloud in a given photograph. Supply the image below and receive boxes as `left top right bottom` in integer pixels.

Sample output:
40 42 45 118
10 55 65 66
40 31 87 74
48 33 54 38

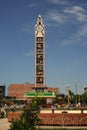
64 5 87 22
47 0 68 5
62 24 87 46
78 24 87 37
45 4 87 46
45 10 66 25
45 5 87 26
63 5 87 46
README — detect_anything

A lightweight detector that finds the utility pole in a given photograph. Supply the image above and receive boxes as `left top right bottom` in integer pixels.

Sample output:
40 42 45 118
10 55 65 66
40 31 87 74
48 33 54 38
66 84 70 107
75 84 77 105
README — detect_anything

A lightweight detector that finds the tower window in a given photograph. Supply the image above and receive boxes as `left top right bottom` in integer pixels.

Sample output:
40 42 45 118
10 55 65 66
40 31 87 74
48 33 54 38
36 71 43 75
36 37 43 43
36 77 43 83
37 43 43 49
37 59 43 64
37 48 43 52
37 65 43 71
37 54 43 58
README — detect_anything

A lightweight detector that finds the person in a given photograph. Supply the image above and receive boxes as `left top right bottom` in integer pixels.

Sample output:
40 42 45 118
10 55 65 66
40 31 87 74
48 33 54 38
0 107 6 118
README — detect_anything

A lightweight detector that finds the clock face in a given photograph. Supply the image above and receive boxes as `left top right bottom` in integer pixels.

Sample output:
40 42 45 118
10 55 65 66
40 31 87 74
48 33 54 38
37 25 43 31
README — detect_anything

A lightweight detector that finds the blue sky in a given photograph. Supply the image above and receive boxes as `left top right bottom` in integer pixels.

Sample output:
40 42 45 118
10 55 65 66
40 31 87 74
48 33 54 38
0 0 87 95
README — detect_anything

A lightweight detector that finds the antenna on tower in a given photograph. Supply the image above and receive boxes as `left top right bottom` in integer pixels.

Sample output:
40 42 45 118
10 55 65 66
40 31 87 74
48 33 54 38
39 14 41 18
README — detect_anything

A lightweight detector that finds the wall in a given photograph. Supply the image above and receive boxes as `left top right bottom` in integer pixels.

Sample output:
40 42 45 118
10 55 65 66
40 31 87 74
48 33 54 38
8 110 87 126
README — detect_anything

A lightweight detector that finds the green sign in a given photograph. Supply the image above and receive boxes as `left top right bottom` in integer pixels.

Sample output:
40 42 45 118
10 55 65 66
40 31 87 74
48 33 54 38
24 92 56 98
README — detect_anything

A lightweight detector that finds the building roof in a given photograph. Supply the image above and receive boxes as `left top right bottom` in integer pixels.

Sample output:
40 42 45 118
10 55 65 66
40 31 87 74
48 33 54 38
48 87 59 95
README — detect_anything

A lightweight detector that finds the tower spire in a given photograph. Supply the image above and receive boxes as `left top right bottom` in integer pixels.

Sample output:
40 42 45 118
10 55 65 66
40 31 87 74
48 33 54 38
37 14 43 25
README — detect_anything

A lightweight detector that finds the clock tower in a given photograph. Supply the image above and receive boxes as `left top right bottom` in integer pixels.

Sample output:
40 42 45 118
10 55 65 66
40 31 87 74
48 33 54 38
34 15 46 92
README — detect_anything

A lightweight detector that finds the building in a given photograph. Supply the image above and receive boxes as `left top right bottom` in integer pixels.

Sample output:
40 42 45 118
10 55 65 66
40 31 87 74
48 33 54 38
0 85 5 99
9 15 59 101
9 83 58 99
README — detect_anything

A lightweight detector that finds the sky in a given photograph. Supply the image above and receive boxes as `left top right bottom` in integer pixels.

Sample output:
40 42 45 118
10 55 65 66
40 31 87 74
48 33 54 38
0 0 87 95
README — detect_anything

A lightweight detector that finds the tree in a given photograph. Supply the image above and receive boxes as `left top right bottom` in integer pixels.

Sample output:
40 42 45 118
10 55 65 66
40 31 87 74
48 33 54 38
81 93 87 105
8 98 41 130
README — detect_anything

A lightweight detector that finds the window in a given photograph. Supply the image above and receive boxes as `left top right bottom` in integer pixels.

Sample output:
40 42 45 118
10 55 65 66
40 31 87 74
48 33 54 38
37 48 43 52
37 65 43 71
36 71 43 75
36 77 43 83
36 37 43 43
37 59 43 64
37 54 43 58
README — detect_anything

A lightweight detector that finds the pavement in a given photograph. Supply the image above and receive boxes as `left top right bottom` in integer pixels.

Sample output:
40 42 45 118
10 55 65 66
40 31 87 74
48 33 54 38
0 118 11 130
0 118 87 130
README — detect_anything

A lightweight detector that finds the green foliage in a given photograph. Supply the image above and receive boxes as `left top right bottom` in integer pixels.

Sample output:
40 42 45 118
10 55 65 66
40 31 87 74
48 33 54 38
29 97 46 111
9 98 41 130
81 93 87 104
